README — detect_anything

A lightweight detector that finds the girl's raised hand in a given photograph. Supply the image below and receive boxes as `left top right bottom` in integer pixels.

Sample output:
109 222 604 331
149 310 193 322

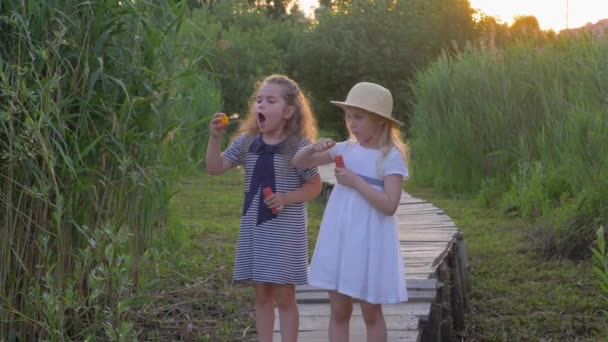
210 112 228 138
311 138 336 153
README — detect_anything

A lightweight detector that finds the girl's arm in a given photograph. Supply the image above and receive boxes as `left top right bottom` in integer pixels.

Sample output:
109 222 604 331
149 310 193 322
206 113 233 175
264 174 322 210
292 138 336 168
336 169 403 216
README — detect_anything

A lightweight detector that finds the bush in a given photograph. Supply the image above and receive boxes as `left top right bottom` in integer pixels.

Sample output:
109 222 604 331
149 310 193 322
181 1 308 114
290 0 477 133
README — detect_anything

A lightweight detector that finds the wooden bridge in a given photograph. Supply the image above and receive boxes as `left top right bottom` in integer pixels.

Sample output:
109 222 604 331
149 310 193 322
274 164 470 341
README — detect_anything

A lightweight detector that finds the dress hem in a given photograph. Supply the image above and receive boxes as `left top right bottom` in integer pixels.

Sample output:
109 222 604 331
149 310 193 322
309 279 408 304
233 278 308 286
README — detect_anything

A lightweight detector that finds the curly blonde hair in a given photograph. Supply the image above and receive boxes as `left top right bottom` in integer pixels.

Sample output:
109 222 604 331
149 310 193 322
236 74 317 143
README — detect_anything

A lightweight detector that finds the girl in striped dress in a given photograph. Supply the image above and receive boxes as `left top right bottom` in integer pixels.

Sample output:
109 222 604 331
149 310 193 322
206 74 322 342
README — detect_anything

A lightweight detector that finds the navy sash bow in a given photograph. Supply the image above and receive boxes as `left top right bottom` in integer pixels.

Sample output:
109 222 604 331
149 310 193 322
243 136 283 225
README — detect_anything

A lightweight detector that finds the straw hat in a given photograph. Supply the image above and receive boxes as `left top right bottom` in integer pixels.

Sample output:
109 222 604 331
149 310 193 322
330 82 403 126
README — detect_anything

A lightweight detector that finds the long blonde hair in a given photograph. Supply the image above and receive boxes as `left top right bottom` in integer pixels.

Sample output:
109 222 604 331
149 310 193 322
236 74 317 144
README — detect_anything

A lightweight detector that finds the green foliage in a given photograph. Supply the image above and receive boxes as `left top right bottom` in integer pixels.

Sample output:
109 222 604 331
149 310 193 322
591 226 608 319
162 73 223 172
409 36 608 258
0 0 219 338
180 1 308 114
291 0 477 133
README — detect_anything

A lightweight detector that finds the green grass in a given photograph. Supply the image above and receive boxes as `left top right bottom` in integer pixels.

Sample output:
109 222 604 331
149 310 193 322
143 169 324 340
407 185 608 341
147 171 608 340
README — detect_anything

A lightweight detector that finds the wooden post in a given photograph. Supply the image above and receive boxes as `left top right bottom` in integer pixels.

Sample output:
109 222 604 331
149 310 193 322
450 247 466 332
455 232 471 309
321 183 333 200
423 303 443 342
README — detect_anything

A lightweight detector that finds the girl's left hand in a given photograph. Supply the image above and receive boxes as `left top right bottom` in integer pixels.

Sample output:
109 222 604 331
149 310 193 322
335 167 360 187
264 192 286 213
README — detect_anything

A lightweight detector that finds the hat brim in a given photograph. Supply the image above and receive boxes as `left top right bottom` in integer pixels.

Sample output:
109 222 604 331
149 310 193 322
330 101 404 126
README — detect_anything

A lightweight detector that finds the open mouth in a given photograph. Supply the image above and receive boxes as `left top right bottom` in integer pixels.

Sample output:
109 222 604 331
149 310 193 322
258 113 266 123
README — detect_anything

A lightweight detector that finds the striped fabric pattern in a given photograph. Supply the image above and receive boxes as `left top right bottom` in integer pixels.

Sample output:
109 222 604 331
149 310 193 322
223 134 318 285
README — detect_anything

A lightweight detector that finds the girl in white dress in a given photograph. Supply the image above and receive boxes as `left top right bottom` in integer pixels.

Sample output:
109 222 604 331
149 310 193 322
293 82 409 342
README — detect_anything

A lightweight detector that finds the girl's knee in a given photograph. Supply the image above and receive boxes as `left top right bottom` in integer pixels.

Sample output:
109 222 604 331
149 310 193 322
329 291 353 323
255 284 274 306
273 285 296 310
361 303 383 325
274 293 296 310
331 305 352 323
330 301 353 323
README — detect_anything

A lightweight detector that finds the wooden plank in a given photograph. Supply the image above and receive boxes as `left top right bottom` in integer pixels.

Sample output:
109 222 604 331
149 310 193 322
400 224 456 229
405 267 437 276
397 215 453 221
399 233 458 239
400 244 450 250
395 206 442 212
406 273 435 279
294 302 431 318
403 250 451 258
398 221 455 227
404 261 436 268
296 290 436 304
396 213 445 218
396 206 437 211
398 236 457 243
401 241 449 246
274 330 420 342
296 279 436 293
274 314 420 332
399 228 456 233
399 231 457 237
404 250 451 267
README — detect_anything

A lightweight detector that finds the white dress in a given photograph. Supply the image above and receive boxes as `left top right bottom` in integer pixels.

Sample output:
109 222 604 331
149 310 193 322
309 141 409 304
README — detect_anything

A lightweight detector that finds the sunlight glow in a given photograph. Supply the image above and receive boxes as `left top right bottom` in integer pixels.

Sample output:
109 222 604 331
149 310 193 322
469 0 608 32
298 0 319 17
297 0 608 32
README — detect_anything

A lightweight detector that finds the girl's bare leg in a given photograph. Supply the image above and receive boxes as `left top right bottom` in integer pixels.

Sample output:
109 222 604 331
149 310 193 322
360 301 387 342
274 284 299 342
329 291 353 342
255 283 275 342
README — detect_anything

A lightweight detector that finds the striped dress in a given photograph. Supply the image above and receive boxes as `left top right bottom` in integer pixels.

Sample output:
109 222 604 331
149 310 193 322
223 134 318 285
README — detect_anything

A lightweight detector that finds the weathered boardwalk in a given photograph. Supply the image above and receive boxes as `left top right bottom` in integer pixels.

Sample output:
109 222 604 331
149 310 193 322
274 164 467 341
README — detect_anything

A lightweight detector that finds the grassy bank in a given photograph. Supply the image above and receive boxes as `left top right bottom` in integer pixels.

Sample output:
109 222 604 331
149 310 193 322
154 172 608 340
145 169 324 340
407 186 608 340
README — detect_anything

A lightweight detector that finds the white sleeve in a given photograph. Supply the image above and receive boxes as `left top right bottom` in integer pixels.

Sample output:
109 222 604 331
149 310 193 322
329 141 348 159
383 149 409 180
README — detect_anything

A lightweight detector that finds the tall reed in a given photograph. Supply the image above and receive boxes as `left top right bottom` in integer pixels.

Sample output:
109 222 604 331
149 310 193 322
0 0 218 338
409 36 608 256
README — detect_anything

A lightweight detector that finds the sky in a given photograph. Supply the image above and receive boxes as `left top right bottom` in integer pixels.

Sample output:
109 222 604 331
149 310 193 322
469 0 608 32
297 0 608 32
